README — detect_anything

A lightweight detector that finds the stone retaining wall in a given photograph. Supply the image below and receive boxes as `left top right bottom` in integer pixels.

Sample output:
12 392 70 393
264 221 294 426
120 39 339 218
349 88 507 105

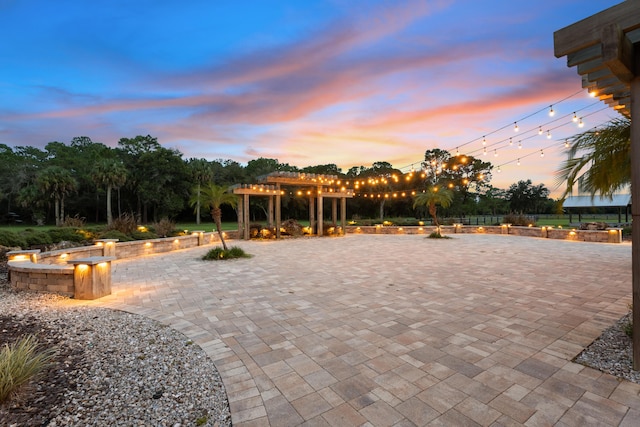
9 262 74 296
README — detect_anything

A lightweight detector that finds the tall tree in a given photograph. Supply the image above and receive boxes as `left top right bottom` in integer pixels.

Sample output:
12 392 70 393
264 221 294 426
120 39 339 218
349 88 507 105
92 159 128 225
36 166 78 225
198 183 238 251
556 117 631 198
188 158 213 225
506 180 550 214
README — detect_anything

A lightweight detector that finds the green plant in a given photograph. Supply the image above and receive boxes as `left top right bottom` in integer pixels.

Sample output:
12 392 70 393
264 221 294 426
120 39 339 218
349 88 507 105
202 246 251 260
502 214 536 227
428 231 451 239
195 415 208 426
0 335 56 403
62 214 85 227
23 231 53 247
47 227 88 243
131 230 158 240
0 230 27 248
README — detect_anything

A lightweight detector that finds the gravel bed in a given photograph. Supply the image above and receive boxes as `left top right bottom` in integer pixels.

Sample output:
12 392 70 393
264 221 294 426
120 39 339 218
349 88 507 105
0 264 231 427
574 312 640 383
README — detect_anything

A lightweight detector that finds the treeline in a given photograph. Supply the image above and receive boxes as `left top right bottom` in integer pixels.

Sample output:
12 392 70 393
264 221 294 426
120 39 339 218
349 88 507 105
0 136 557 226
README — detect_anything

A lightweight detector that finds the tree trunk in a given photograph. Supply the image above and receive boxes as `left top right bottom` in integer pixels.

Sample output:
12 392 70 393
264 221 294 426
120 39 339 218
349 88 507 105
117 187 122 218
196 184 201 225
379 199 386 221
60 197 65 225
429 202 439 227
106 185 113 225
54 198 60 226
212 207 228 250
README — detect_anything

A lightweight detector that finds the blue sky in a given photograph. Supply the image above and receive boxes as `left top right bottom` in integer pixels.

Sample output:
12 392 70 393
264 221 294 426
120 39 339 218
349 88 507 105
0 0 622 195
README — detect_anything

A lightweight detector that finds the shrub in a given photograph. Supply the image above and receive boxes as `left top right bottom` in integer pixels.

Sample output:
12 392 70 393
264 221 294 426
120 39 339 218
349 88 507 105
282 219 303 236
151 218 176 237
502 214 536 227
62 214 85 227
23 231 53 247
108 213 138 235
202 246 251 260
0 335 56 403
623 304 633 338
131 230 158 240
428 231 451 239
46 228 87 243
0 230 27 248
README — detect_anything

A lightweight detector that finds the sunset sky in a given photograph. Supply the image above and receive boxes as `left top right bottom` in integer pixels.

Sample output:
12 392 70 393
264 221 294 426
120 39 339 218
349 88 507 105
0 0 622 196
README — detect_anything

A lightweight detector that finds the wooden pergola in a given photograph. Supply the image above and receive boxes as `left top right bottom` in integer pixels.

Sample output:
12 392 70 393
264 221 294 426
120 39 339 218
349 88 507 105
554 0 640 367
230 172 354 240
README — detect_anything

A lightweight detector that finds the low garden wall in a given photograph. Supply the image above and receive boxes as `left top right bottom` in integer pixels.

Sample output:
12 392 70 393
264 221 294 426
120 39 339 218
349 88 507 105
345 225 623 243
7 230 239 299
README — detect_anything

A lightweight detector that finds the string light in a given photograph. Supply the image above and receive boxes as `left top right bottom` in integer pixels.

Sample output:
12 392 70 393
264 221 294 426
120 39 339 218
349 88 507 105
549 105 555 117
564 139 569 148
538 126 543 135
546 130 552 139
509 137 513 146
455 147 459 156
497 167 501 173
494 149 498 157
578 118 584 128
572 112 578 122
589 90 596 97
514 122 519 132
517 158 520 166
518 141 522 149
482 136 486 146
540 150 544 157
483 147 487 156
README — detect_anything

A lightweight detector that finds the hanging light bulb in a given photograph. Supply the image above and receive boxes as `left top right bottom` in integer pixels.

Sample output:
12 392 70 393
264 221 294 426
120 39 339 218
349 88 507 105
546 130 552 139
589 90 596 97
455 147 460 156
518 141 522 149
572 112 578 122
578 118 584 128
494 149 498 157
538 126 543 135
497 166 501 173
549 105 555 117
482 136 487 146
564 139 569 148
517 158 521 166
514 122 519 132
540 150 544 157
509 137 513 146
483 147 487 156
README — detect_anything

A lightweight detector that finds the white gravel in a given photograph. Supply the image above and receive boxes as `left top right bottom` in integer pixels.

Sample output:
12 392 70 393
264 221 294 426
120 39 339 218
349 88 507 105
0 288 231 427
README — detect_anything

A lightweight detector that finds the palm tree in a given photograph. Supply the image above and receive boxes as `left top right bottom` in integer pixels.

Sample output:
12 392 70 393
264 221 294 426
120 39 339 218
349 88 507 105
556 117 631 198
37 166 78 226
197 183 237 251
188 159 213 225
92 159 128 225
413 187 454 229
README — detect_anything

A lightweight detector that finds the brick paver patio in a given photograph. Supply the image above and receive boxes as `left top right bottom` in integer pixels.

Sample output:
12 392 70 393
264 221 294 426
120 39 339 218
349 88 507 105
90 234 640 426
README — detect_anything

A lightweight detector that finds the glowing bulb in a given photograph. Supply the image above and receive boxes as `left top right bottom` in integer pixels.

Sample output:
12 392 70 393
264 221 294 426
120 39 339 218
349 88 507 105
578 118 584 128
455 147 459 156
483 147 487 156
494 149 498 157
589 90 596 97
549 105 555 117
540 150 544 157
572 112 578 122
518 141 522 149
517 158 520 166
482 136 486 146
497 167 501 173
538 126 543 135
564 139 569 148
509 137 513 146
546 130 552 139
514 122 519 132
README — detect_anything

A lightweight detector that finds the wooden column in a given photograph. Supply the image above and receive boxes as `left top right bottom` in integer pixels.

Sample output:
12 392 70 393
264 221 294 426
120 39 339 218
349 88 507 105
237 196 244 240
268 196 274 228
631 74 640 369
317 187 323 236
243 194 250 240
332 199 337 225
275 184 281 239
309 197 315 234
341 197 347 235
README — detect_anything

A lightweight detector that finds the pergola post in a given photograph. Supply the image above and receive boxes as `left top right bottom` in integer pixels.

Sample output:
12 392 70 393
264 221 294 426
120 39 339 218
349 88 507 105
341 197 347 235
332 198 338 225
631 75 640 368
275 184 281 239
243 194 250 240
268 196 274 228
309 196 315 234
237 196 244 240
317 187 324 236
